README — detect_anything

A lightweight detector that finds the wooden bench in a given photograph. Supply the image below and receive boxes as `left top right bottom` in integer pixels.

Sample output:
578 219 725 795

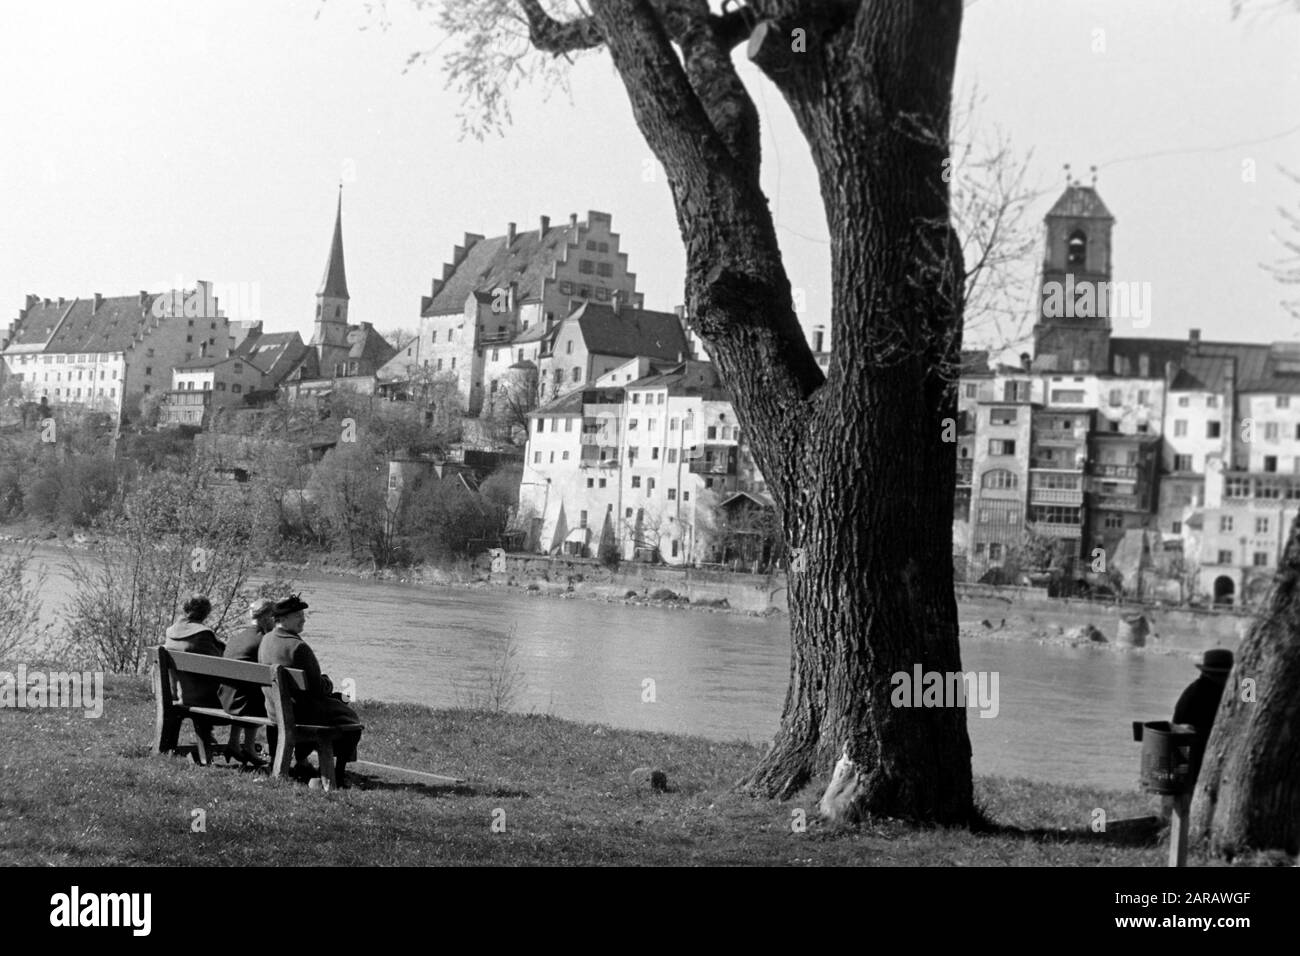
153 646 364 792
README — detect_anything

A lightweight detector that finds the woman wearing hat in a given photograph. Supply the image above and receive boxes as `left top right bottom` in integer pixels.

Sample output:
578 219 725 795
218 598 278 766
1173 648 1235 789
258 595 363 788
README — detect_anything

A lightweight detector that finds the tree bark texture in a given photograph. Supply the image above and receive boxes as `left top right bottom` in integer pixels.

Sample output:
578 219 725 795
528 0 973 824
1192 512 1300 857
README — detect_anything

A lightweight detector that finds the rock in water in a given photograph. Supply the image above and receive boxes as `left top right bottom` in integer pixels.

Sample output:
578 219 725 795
1116 614 1149 647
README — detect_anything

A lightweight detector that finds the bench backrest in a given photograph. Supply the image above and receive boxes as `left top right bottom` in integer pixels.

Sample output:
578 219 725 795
157 647 312 695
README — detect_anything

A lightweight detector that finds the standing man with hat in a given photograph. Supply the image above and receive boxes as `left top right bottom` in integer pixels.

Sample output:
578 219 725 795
258 594 363 788
1173 648 1235 789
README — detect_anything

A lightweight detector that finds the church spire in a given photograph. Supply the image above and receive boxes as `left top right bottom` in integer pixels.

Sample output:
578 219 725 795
318 185 349 300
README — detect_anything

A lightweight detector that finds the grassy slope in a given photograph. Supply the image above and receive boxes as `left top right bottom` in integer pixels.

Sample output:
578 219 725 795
0 675 1194 866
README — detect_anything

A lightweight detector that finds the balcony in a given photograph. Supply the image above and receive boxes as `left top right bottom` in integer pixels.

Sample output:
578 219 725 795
1029 487 1083 506
164 391 212 406
1030 522 1084 539
1029 457 1083 470
689 444 738 476
1092 463 1139 480
1032 428 1088 443
956 459 973 486
1092 494 1145 512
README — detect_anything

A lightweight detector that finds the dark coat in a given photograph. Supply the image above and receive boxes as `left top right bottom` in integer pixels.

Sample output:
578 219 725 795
257 625 360 729
1173 674 1227 784
218 624 268 716
163 620 223 708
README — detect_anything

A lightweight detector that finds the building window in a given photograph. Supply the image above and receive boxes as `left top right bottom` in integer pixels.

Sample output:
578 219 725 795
1220 516 1234 532
1174 420 1187 437
1279 396 1291 408
647 478 655 496
1066 229 1087 267
1265 456 1278 473
628 419 638 431
579 259 595 274
988 439 1016 456
562 451 570 461
668 489 677 501
579 510 588 528
549 451 555 463
1051 390 1085 403
1207 395 1219 408
981 469 1018 490
1137 390 1150 405
1207 422 1221 438
1108 389 1122 407
990 407 1017 426
564 418 573 432
597 262 613 277
1218 550 1233 565
1256 517 1270 534
707 426 717 439
1174 454 1193 472
536 419 544 433
651 447 660 460
572 368 581 383
599 479 607 488
1266 423 1280 442
667 448 677 463
1178 396 1189 407
1253 552 1270 567
683 492 690 502
988 543 1003 561
1172 521 1182 534
232 384 241 394
669 418 678 430
632 476 641 488
533 452 541 463
964 384 977 398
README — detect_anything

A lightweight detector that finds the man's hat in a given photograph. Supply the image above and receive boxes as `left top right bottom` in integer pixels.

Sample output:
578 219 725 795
272 595 309 618
1197 648 1234 675
249 598 275 618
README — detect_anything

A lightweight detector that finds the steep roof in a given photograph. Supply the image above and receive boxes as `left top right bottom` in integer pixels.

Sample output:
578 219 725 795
423 221 581 316
234 330 311 387
531 389 587 416
345 324 396 367
318 191 349 299
570 301 687 361
6 293 163 353
1110 335 1300 394
1046 184 1114 221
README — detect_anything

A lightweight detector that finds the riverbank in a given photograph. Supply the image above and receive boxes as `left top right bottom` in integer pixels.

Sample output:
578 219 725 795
0 673 1230 866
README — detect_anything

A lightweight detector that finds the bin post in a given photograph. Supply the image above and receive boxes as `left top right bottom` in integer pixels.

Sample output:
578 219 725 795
1169 792 1190 867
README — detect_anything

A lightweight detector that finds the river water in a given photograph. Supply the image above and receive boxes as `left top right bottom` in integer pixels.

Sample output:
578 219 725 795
14 543 1213 791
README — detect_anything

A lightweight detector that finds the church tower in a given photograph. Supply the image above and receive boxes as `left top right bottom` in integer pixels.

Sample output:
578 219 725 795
313 187 351 375
1032 170 1115 373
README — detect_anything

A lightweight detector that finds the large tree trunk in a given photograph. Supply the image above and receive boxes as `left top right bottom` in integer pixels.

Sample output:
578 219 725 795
527 0 973 824
1191 513 1300 857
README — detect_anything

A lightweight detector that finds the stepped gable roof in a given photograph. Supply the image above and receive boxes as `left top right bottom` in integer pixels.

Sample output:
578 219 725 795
319 191 349 299
423 220 579 316
7 294 163 353
570 301 687 361
1046 184 1114 221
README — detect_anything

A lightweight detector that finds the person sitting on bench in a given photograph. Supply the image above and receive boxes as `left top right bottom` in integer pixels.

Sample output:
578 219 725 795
258 594 362 788
164 594 224 751
218 597 277 766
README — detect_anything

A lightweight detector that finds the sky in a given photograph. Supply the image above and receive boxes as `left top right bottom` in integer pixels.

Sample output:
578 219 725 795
1 0 1297 358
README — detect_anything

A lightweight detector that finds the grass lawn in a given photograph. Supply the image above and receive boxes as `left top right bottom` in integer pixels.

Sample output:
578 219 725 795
0 674 1222 866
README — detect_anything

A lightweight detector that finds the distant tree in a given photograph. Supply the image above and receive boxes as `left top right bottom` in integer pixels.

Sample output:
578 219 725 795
307 436 388 558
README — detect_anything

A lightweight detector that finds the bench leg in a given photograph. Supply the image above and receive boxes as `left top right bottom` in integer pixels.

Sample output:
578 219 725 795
193 724 212 766
154 712 181 756
271 730 294 779
317 741 336 793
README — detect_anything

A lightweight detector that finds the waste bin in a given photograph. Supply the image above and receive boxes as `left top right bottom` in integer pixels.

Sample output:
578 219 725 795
1131 720 1196 795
